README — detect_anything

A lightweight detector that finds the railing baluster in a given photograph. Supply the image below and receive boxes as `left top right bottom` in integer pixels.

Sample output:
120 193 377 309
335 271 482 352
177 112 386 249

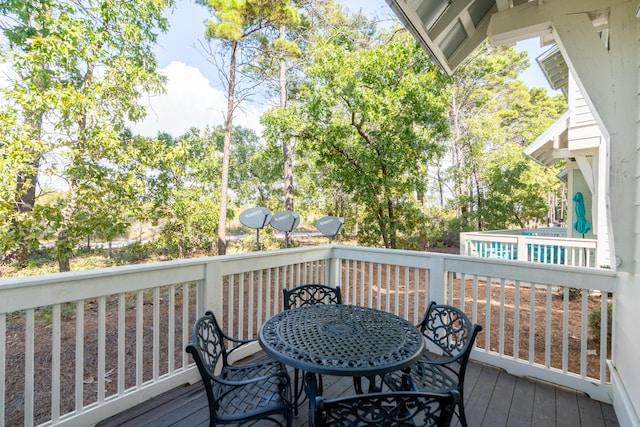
0 313 5 422
248 271 255 338
485 277 491 351
472 275 478 325
169 284 175 375
98 296 106 402
368 262 374 309
562 287 569 373
359 260 365 307
529 284 535 364
153 287 160 380
257 271 263 333
403 266 409 319
182 284 190 369
385 264 390 313
118 292 125 394
499 278 505 356
25 308 35 425
229 275 235 339
413 268 419 324
51 304 61 422
514 281 520 360
394 265 400 316
600 296 608 382
545 285 552 368
239 274 245 340
76 300 85 412
136 291 143 387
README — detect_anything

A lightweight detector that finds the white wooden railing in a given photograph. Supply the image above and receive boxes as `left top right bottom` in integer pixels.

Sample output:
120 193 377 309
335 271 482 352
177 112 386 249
460 229 603 268
0 245 616 426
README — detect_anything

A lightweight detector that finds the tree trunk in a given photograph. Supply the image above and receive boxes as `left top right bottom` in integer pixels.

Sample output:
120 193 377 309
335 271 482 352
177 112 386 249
57 230 70 272
450 92 468 227
279 24 294 246
217 40 238 256
436 159 445 209
7 109 43 265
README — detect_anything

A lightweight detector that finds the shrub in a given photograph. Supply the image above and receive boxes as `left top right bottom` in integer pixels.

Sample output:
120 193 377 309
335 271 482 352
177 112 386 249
589 301 613 351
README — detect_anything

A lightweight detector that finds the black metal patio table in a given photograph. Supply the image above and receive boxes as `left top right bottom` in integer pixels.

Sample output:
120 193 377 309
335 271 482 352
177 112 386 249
258 304 424 410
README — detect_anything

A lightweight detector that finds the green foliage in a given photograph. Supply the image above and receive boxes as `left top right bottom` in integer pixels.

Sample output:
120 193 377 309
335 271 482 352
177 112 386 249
0 0 174 270
443 43 567 231
145 128 221 257
589 302 613 351
289 23 449 248
475 142 556 229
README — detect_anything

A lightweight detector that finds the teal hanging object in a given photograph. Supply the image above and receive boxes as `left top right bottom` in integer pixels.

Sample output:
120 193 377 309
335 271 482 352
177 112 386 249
572 192 591 237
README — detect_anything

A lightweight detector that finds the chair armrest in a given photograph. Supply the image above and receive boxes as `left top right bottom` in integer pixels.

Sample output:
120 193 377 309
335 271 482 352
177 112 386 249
221 332 258 346
225 338 258 358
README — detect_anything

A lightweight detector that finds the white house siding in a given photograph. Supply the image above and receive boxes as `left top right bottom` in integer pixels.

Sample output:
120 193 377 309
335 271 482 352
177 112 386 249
602 3 640 426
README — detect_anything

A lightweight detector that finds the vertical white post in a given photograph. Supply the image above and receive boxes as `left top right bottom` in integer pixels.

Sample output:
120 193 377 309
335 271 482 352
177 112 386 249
206 259 224 317
429 256 446 304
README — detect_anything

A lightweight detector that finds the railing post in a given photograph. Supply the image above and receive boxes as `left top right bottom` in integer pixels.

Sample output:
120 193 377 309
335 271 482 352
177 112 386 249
429 256 446 304
517 236 528 262
460 233 468 256
204 259 224 316
329 250 341 289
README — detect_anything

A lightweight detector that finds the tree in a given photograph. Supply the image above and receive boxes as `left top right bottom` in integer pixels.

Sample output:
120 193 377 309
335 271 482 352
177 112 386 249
145 129 221 257
442 43 567 231
0 0 173 270
293 24 449 248
198 0 299 255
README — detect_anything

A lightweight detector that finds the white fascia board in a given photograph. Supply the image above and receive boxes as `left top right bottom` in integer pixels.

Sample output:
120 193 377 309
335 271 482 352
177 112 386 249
523 110 571 166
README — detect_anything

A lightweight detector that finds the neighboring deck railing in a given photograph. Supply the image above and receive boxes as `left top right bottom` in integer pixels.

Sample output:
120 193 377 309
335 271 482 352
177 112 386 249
460 228 603 268
0 245 616 426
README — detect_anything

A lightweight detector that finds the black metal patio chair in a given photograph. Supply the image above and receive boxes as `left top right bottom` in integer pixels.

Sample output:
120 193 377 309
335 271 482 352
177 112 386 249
310 391 457 427
282 284 342 413
282 284 342 309
186 310 293 427
383 301 481 427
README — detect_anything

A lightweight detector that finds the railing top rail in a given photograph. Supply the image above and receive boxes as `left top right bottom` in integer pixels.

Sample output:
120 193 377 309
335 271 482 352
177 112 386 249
0 245 335 289
0 244 617 312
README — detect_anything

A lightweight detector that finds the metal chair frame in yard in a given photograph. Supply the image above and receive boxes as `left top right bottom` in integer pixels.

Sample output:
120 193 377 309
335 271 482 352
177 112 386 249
310 391 457 427
383 301 482 427
282 284 342 414
186 310 293 427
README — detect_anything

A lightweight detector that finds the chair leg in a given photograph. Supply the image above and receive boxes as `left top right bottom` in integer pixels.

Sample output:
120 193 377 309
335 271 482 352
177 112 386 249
457 403 468 427
452 390 467 427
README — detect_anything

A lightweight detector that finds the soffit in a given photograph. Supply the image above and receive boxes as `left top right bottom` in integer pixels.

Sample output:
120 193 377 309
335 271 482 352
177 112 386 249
385 0 610 76
523 110 571 167
385 0 499 74
536 44 568 94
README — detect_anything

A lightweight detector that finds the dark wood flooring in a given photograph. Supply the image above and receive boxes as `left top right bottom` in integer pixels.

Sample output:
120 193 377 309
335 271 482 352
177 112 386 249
98 360 619 427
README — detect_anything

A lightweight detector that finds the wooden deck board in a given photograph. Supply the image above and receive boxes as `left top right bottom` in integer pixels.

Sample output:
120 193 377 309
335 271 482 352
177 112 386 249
532 380 557 427
481 369 516 426
556 387 581 427
97 361 619 427
506 376 536 426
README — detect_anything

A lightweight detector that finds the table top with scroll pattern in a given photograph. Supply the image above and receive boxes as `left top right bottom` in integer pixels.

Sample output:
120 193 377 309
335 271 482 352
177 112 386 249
259 304 424 377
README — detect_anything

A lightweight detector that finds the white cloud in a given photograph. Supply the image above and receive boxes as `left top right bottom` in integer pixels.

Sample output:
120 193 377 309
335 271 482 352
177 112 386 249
132 61 264 138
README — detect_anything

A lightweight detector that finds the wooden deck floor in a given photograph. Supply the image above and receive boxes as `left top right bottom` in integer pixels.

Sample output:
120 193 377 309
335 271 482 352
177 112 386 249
98 360 619 427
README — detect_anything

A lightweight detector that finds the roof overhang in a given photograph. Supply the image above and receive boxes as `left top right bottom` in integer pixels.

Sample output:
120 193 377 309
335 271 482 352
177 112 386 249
536 44 568 94
384 0 499 75
385 1 611 76
523 109 571 167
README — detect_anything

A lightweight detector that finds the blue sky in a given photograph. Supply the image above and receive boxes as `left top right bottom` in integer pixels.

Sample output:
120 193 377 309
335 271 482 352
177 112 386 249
134 0 558 138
